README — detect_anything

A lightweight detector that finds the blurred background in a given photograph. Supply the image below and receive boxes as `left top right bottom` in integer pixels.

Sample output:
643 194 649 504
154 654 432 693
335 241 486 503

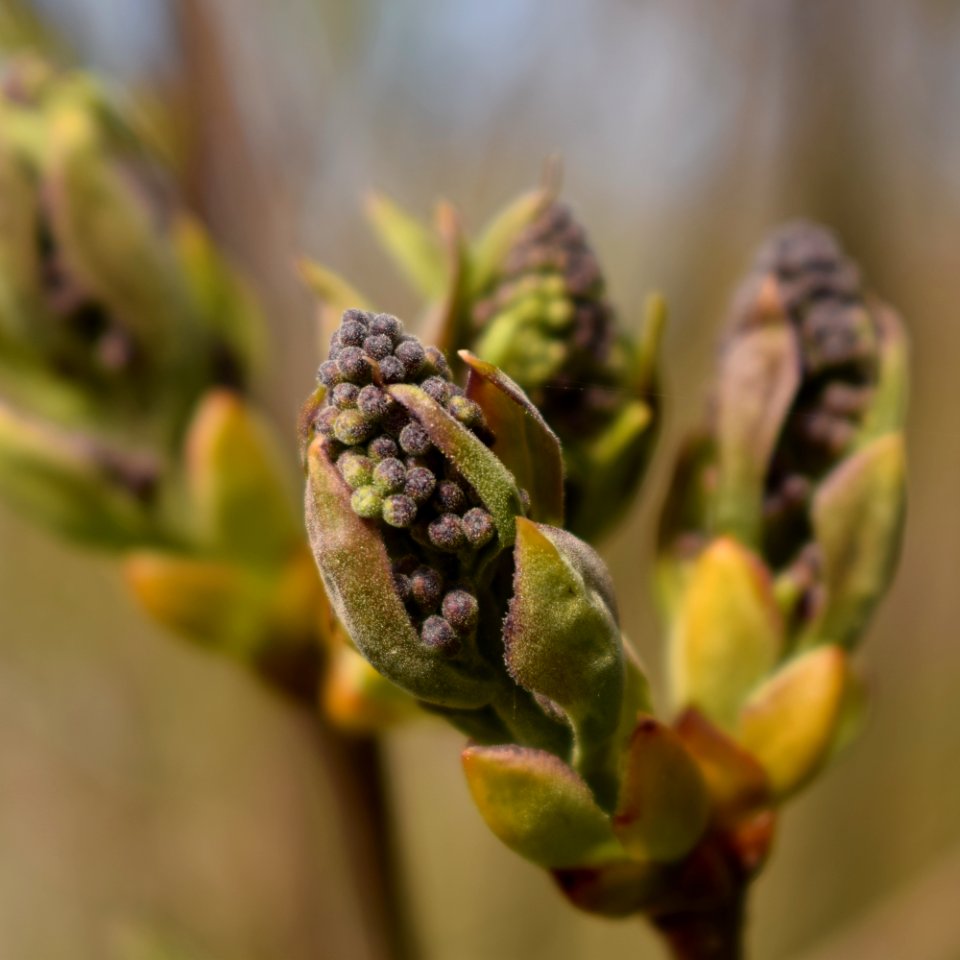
2 0 959 957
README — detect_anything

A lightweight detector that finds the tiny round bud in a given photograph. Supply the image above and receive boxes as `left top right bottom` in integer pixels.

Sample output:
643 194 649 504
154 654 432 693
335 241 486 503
421 615 460 654
331 382 359 409
424 345 450 377
393 572 412 603
363 334 394 360
334 409 376 445
370 313 402 338
315 405 340 438
339 320 367 347
357 384 389 419
462 508 495 548
382 494 418 528
410 566 443 610
441 590 478 634
399 422 431 456
350 485 382 519
395 339 426 376
421 376 451 404
373 457 406 494
378 355 406 383
404 466 436 504
337 452 374 489
341 308 371 327
434 480 466 514
337 346 370 383
428 513 466 553
446 394 485 429
367 435 398 461
317 360 342 387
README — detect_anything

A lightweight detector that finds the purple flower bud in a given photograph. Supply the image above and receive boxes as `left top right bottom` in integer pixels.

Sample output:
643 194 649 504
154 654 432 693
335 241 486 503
315 405 340 438
399 422 432 456
434 479 467 514
447 394 485 430
339 320 367 347
357 384 389 420
428 513 466 553
424 345 450 377
367 435 398 461
341 308 372 327
411 566 443 610
382 494 418 528
393 572 412 602
337 346 370 383
363 334 394 360
462 508 495 548
317 359 342 387
350 485 382 518
370 313 402 338
441 590 478 634
421 376 451 404
331 382 359 409
379 355 406 383
395 339 426 377
404 466 436 503
421 615 460 655
373 457 406 494
334 409 376 445
337 451 374 489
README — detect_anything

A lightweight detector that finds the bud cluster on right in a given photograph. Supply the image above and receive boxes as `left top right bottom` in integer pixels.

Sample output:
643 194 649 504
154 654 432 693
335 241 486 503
659 221 907 798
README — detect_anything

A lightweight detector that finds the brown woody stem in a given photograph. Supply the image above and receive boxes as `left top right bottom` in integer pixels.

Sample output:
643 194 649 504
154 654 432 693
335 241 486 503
651 891 746 960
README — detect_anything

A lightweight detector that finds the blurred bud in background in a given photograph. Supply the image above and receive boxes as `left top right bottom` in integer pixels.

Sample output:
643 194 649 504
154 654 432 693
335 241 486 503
659 221 907 798
305 173 664 545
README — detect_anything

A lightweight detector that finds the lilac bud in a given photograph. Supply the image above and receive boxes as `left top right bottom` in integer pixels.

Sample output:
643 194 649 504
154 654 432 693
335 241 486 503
331 382 359 409
447 394 485 430
337 451 374 489
382 494 418 528
462 508 495 548
317 359 342 387
315 405 340 438
370 313 402 338
379 355 406 383
399 422 432 456
363 334 394 360
434 479 467 514
411 566 443 610
405 466 436 503
428 513 466 553
357 384 389 420
373 457 407 494
395 339 426 377
421 376 451 404
441 590 479 634
421 615 460 655
367 435 398 461
350 485 382 518
339 320 367 347
334 409 376 445
337 346 370 383
424 345 450 377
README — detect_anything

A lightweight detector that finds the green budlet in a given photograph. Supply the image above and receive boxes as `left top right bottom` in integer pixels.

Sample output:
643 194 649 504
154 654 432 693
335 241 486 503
303 176 663 543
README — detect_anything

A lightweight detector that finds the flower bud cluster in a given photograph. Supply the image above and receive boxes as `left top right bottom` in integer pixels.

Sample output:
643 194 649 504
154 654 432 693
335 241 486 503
472 202 619 432
315 309 496 654
731 222 883 563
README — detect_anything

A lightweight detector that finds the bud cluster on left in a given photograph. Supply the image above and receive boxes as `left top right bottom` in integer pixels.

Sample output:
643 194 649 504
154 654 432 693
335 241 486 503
0 56 322 697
